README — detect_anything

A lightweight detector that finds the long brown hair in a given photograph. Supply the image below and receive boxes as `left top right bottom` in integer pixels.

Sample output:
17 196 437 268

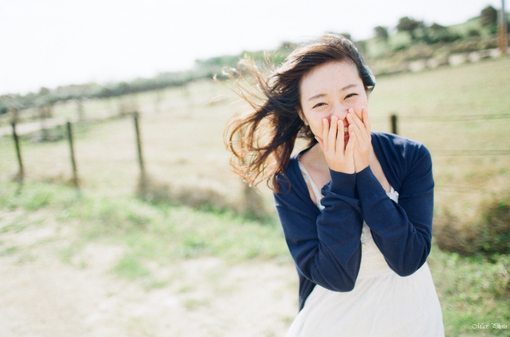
223 34 375 192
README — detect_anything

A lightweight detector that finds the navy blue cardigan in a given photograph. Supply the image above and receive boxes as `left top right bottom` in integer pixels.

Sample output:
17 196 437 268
274 131 434 311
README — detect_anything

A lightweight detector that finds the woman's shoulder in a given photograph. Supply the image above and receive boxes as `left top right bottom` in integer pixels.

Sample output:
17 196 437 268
372 131 425 147
275 155 301 193
276 146 314 182
371 132 432 190
273 147 317 205
372 131 430 161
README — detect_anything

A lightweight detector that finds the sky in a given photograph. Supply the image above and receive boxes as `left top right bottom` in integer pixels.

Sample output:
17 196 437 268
0 0 504 95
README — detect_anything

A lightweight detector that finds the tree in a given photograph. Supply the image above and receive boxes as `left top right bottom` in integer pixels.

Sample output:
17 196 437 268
374 26 389 43
429 23 446 32
423 23 461 44
396 17 424 41
39 87 50 96
480 5 498 27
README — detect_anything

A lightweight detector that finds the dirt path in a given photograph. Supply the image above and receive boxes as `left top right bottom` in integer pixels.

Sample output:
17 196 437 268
0 211 298 336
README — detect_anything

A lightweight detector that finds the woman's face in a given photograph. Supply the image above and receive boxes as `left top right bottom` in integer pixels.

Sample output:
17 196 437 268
298 60 368 143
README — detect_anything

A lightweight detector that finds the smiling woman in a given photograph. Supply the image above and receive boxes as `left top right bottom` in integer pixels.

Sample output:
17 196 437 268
298 61 369 159
223 34 445 336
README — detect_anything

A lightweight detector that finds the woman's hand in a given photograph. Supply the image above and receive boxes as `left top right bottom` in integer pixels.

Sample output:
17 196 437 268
315 116 355 174
346 108 371 172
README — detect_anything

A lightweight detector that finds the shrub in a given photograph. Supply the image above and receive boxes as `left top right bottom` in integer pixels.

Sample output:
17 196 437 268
480 6 498 28
450 38 482 53
424 24 463 44
434 209 477 256
434 195 510 256
468 29 481 37
477 199 510 255
393 44 408 52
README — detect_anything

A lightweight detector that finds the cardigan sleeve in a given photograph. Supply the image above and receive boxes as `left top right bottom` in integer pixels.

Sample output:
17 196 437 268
355 144 434 276
274 169 364 292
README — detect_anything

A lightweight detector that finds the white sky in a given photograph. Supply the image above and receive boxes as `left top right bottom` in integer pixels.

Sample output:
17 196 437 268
0 0 503 95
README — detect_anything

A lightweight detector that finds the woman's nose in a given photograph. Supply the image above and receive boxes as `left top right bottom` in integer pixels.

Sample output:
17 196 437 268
330 105 349 121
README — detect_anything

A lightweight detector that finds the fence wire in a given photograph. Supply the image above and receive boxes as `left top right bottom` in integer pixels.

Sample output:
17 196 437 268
384 112 510 157
431 150 510 156
398 113 510 122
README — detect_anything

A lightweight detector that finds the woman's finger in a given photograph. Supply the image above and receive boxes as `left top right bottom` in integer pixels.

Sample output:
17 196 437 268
348 109 369 144
327 116 338 155
349 108 366 134
322 118 329 153
336 119 345 153
362 108 371 133
344 124 355 158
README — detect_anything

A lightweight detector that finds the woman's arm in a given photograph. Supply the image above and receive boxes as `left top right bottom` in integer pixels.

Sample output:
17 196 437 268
274 170 364 291
356 145 434 276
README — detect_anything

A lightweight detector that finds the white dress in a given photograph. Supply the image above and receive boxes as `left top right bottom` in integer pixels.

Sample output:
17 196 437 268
287 163 445 337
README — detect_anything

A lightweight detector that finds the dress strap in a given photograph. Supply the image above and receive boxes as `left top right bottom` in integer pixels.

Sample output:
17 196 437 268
298 161 324 209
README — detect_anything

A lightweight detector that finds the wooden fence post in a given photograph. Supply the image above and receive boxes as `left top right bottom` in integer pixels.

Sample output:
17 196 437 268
498 0 508 56
390 114 398 135
11 122 24 181
133 112 147 195
66 121 79 190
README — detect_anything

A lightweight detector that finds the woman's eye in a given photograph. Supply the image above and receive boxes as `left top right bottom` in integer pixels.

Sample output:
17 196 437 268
312 102 326 109
345 93 358 99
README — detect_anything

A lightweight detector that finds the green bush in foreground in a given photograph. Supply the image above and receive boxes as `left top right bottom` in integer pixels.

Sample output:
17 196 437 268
435 195 510 257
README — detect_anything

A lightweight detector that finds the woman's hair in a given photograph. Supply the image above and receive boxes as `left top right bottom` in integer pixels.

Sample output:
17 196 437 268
223 34 375 192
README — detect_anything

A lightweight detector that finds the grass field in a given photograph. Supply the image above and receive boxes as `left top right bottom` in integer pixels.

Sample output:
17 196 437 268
1 57 509 335
1 57 509 219
0 179 508 336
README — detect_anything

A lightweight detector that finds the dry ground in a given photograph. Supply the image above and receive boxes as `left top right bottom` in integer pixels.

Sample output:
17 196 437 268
0 209 298 337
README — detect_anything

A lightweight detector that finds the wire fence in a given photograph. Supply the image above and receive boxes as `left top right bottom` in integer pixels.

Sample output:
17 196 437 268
1 105 508 199
395 113 510 122
388 112 510 155
388 112 509 195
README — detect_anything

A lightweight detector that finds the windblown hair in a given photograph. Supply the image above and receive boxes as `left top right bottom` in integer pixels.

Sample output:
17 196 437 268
223 34 375 192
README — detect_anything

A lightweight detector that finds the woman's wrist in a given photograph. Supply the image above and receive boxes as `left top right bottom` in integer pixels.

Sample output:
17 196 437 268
329 163 355 174
328 169 357 198
354 161 369 173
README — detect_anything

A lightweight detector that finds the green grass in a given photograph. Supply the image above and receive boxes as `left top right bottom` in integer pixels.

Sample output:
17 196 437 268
428 249 510 336
113 253 152 280
0 180 289 264
1 179 508 335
